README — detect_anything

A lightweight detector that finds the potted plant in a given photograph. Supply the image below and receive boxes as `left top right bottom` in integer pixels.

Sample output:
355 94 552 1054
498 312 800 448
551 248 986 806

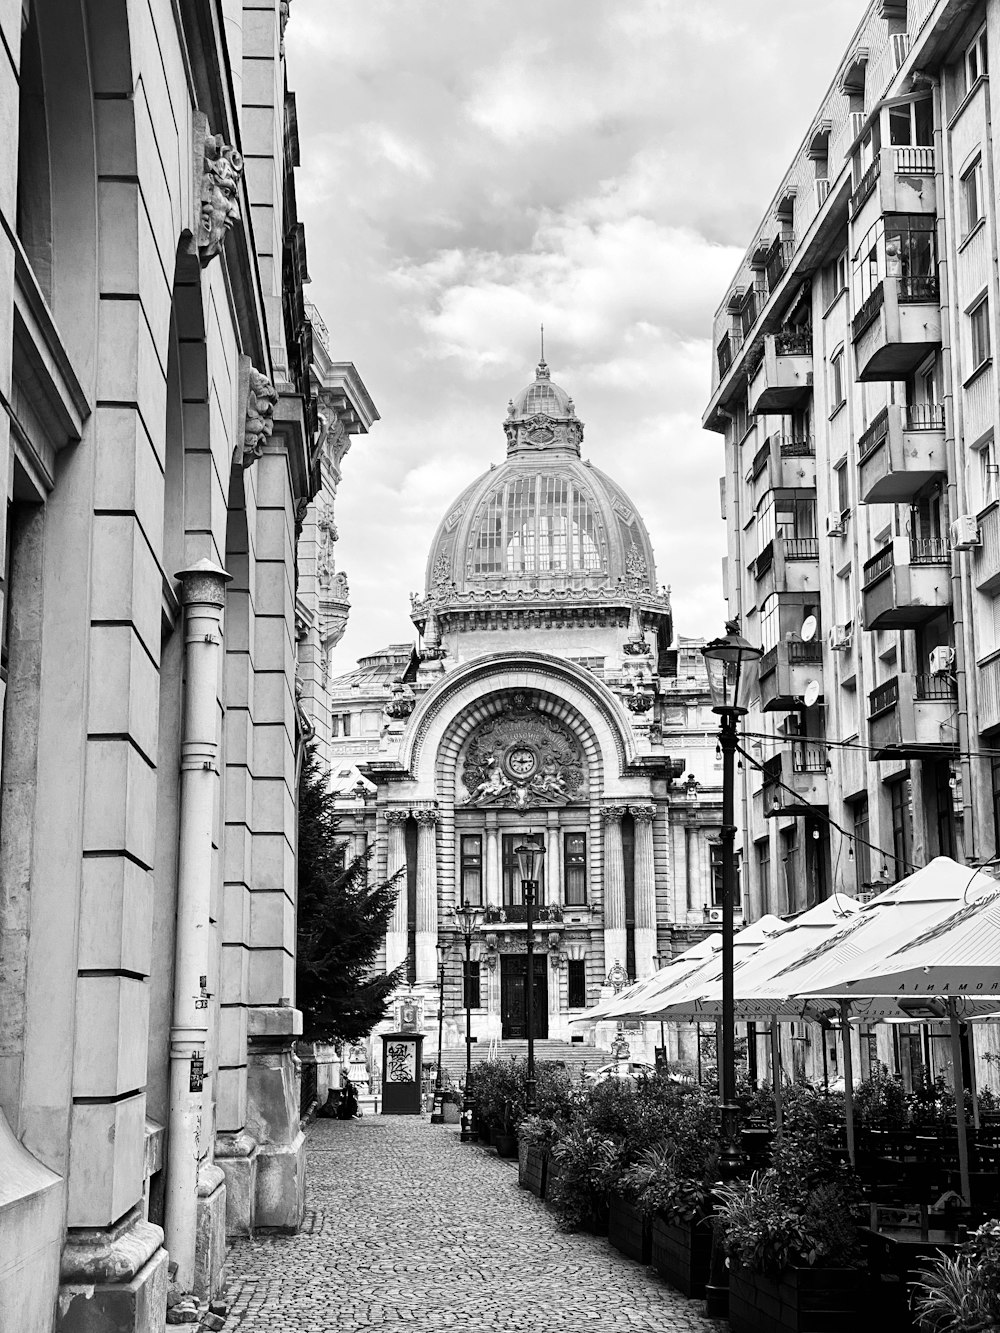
440 1086 462 1125
911 1218 1000 1332
714 1087 864 1333
518 1115 558 1196
493 1097 519 1158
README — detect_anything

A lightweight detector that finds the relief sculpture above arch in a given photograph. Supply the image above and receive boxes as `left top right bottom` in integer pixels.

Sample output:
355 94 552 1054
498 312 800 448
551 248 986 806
460 693 585 809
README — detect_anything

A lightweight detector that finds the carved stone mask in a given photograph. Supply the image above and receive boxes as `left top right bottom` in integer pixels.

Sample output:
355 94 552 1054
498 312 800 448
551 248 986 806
200 134 244 265
242 370 279 468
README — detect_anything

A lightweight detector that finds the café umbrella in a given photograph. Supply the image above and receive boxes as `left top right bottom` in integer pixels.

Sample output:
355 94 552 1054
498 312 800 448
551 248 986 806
572 934 721 1024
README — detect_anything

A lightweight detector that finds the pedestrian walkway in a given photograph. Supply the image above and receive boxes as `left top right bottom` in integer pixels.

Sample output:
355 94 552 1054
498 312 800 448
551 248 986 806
224 1116 718 1332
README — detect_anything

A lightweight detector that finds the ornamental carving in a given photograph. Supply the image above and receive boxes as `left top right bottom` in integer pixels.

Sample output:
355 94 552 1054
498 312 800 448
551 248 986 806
432 552 451 591
385 809 409 826
198 125 244 266
624 540 649 592
384 683 416 720
460 698 584 810
239 368 278 468
413 808 440 825
629 804 656 823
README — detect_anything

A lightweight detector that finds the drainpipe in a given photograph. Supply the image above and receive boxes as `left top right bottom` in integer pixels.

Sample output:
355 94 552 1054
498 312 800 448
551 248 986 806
933 77 977 858
164 559 232 1288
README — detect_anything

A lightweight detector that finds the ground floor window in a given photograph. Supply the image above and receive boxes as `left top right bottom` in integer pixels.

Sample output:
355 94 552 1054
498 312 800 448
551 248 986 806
567 958 586 1008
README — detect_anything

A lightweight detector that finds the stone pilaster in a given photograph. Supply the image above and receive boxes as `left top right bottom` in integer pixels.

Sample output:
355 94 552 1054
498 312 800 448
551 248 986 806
546 812 562 907
631 805 657 977
385 810 409 972
484 814 500 908
601 806 627 971
414 810 439 982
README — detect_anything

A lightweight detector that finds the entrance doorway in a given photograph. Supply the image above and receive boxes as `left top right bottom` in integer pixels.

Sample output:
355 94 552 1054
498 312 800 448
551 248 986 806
500 954 548 1039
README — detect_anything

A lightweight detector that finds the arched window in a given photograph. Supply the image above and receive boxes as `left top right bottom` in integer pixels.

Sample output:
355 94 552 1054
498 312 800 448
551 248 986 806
469 475 604 576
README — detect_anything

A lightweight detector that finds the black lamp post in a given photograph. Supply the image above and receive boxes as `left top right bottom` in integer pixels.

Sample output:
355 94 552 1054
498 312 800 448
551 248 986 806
702 620 761 1180
430 938 449 1125
515 841 545 1114
451 903 483 1141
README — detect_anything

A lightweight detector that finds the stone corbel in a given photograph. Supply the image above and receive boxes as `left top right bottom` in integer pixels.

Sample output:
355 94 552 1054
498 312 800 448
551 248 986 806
236 357 279 469
191 112 244 267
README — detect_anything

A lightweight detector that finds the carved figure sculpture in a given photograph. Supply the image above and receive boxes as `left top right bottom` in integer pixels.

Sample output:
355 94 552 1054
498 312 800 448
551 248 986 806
461 698 583 808
240 369 279 468
199 132 244 265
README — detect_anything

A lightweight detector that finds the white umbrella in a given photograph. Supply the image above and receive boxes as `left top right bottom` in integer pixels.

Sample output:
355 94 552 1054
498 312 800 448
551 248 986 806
569 934 721 1024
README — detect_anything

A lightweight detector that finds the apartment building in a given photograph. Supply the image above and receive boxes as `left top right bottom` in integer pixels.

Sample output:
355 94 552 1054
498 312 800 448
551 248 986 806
703 0 1000 954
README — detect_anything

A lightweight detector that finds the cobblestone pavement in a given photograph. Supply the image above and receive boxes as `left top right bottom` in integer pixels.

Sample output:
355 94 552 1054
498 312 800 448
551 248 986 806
224 1116 719 1332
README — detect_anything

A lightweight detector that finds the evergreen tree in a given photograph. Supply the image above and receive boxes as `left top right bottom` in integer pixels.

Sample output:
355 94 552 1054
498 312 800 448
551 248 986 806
296 746 403 1043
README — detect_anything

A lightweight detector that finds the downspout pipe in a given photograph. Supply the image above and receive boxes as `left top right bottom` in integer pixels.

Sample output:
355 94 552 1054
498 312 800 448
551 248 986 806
934 77 977 858
164 559 232 1289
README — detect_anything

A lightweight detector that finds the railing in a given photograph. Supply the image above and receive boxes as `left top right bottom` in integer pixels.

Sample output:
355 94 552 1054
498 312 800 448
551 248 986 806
759 646 778 679
814 178 831 208
853 282 885 339
869 677 900 717
754 543 774 579
739 288 766 339
904 402 945 431
909 535 949 564
914 673 957 701
717 332 735 377
898 274 939 303
863 545 894 587
857 407 890 463
792 742 828 773
892 32 911 69
765 236 796 291
780 434 814 457
483 904 564 925
851 156 881 214
894 145 933 174
783 537 819 560
774 326 813 357
788 640 823 664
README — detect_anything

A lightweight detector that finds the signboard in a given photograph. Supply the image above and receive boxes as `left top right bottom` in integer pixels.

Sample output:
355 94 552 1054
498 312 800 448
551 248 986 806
385 1040 417 1083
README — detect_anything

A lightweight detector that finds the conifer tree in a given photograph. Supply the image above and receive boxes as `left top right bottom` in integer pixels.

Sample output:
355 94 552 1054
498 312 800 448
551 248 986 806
296 746 403 1043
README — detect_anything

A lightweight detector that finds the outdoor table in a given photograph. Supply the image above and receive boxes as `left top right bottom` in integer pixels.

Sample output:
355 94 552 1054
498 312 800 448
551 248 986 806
861 1224 964 1330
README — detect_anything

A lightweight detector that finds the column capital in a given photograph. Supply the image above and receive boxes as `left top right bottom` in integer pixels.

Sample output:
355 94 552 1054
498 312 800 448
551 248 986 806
629 804 657 823
413 808 440 825
601 804 627 825
384 808 409 825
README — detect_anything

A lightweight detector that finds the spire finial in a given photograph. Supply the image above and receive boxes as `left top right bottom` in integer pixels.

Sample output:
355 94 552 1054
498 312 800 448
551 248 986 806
536 323 550 380
540 323 545 362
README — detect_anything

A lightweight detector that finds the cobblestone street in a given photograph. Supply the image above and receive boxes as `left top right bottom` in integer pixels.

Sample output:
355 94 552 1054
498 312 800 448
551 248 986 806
224 1117 719 1332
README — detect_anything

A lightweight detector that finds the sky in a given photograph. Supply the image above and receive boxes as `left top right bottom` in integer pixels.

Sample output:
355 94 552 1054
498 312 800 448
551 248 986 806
285 0 865 675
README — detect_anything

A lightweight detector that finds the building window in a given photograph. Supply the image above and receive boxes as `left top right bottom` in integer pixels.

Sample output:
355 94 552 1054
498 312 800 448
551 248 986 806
966 24 988 93
889 778 913 882
835 459 850 514
755 837 770 909
933 763 956 859
978 436 998 508
849 796 871 898
971 295 991 370
463 959 481 1010
564 831 587 905
460 834 483 906
502 831 545 905
961 158 983 238
330 711 352 738
567 958 587 1008
830 347 845 410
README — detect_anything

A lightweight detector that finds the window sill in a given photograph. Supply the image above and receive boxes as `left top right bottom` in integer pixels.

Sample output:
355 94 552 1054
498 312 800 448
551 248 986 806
828 399 847 422
964 357 993 391
949 74 989 130
823 287 848 320
958 217 987 253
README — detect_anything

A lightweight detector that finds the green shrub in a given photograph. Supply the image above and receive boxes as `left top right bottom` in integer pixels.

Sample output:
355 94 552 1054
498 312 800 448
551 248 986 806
911 1218 1000 1332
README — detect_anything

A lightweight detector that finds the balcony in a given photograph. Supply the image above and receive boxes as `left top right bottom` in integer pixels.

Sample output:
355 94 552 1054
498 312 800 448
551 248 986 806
973 503 1000 593
850 147 936 221
762 743 828 816
749 434 816 496
857 403 947 504
759 639 824 712
717 329 743 379
861 536 951 629
754 535 820 600
852 277 941 381
748 328 814 415
765 235 795 291
976 651 1000 734
867 673 958 759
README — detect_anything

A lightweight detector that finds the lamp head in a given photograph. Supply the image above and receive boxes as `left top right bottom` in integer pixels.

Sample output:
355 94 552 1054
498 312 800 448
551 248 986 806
515 841 545 884
702 619 762 715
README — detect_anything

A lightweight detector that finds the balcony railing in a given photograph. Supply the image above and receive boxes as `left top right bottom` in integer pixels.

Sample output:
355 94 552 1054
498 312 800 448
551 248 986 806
780 434 815 457
788 640 822 664
792 742 828 773
853 282 886 340
851 157 881 214
765 236 796 291
774 326 813 357
739 288 767 339
751 439 771 480
869 677 900 717
898 274 939 303
863 546 894 588
783 537 819 560
483 904 563 925
904 402 945 431
914 673 957 702
759 646 779 678
717 332 736 377
894 146 933 174
909 535 949 564
857 407 890 464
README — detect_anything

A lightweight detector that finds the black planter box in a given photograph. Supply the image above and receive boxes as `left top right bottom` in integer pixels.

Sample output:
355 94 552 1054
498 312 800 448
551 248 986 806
518 1142 546 1197
608 1194 651 1262
650 1214 713 1298
728 1261 862 1333
494 1131 518 1158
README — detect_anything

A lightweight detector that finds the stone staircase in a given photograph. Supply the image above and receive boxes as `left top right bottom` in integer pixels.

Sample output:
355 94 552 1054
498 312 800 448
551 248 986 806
436 1039 606 1083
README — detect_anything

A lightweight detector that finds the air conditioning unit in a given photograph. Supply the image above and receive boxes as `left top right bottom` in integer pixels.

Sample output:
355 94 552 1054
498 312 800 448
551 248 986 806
708 908 724 923
828 624 853 651
929 646 956 675
950 515 980 550
825 511 847 537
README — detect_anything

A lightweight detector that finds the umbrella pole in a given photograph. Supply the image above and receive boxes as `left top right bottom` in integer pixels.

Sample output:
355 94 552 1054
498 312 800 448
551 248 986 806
821 1022 829 1098
770 1018 783 1141
948 999 972 1206
840 1001 855 1168
964 1019 980 1131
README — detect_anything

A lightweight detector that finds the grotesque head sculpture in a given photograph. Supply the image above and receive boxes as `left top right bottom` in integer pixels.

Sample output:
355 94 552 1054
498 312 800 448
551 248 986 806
199 134 244 265
241 369 279 468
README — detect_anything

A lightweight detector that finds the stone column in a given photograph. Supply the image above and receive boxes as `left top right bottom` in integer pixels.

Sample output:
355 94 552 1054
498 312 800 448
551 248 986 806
385 810 409 973
414 810 440 982
631 805 657 978
601 806 627 973
484 814 501 908
546 812 562 907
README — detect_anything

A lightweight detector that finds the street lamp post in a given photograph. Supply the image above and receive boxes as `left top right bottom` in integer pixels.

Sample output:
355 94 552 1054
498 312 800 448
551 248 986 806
451 903 483 1142
651 952 667 1070
430 938 449 1125
702 620 761 1180
515 842 545 1114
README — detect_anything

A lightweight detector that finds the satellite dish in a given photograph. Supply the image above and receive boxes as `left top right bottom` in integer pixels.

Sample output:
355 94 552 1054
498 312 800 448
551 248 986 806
801 615 818 642
803 679 821 708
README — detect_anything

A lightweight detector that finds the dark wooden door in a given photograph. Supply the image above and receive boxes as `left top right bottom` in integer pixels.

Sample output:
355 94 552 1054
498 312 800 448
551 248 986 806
500 955 548 1039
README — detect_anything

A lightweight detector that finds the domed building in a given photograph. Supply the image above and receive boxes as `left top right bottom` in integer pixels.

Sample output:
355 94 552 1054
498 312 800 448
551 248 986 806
325 359 727 1065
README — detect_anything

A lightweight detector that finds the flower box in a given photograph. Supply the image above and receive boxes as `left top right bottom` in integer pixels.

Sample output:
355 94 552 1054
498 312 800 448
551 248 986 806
493 1131 518 1158
650 1214 713 1298
608 1194 651 1263
728 1260 862 1333
518 1141 547 1198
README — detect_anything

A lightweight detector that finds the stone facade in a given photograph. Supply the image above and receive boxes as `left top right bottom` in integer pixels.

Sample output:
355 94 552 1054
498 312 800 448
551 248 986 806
325 364 727 1068
0 4 331 1328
